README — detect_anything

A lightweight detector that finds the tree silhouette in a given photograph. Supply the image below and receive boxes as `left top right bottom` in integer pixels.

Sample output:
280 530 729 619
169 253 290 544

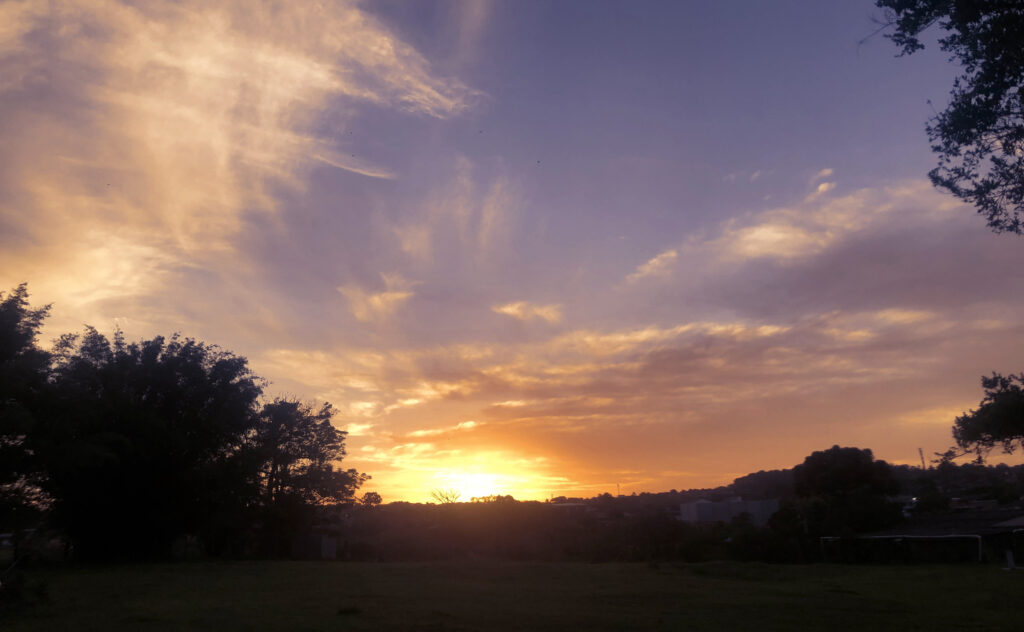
794 445 898 499
792 445 901 534
876 1 1024 233
249 399 367 555
0 285 51 531
36 328 263 560
251 399 366 505
949 372 1024 462
359 491 383 507
0 286 373 560
431 488 461 504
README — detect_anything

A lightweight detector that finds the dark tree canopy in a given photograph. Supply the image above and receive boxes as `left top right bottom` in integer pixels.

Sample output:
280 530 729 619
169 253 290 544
37 328 264 559
359 491 383 507
253 399 367 506
877 0 1024 233
794 445 899 499
0 284 371 560
952 372 1024 461
0 285 51 528
792 445 901 535
249 399 367 556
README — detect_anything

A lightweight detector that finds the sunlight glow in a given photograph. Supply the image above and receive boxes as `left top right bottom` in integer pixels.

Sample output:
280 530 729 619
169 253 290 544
434 471 508 501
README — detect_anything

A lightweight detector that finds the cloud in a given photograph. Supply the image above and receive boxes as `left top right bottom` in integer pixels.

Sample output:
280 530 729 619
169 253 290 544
690 181 1019 325
313 153 396 180
552 321 790 356
896 405 967 427
393 223 435 261
339 273 417 322
492 301 563 324
704 180 962 264
345 422 375 437
726 223 827 260
874 309 934 325
722 169 768 184
627 248 678 282
452 0 495 65
477 176 514 255
812 167 834 182
392 157 518 264
804 180 836 202
256 316 807 429
0 0 477 336
408 420 479 438
0 1 43 57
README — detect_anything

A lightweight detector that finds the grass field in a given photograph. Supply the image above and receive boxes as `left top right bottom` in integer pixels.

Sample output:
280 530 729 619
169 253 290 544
4 561 1023 631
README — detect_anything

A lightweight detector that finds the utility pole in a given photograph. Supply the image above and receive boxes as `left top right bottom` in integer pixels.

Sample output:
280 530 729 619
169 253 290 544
918 447 926 470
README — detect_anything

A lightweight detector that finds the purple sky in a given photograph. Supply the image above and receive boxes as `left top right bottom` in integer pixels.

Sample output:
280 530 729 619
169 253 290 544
2 0 1022 501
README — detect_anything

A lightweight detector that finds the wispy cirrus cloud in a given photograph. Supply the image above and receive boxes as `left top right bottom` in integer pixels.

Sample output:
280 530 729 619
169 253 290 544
0 0 478 336
313 153 397 180
492 301 563 324
703 180 962 263
339 273 417 323
811 167 834 182
804 180 837 202
391 157 519 266
408 420 480 438
626 248 678 282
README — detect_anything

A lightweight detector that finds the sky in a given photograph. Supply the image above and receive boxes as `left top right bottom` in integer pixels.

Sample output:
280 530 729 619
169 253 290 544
2 0 1023 502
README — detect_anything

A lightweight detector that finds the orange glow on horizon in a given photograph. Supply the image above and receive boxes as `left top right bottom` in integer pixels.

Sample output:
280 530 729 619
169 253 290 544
434 471 506 501
353 449 592 504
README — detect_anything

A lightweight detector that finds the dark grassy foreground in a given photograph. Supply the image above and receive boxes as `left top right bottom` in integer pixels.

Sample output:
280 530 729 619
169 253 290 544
4 561 1023 631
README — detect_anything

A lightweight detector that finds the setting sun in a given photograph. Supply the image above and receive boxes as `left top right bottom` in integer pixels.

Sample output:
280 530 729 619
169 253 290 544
434 471 506 501
417 454 572 502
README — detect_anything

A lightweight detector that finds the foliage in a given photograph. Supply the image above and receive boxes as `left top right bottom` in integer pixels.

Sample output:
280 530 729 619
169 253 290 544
0 285 51 530
250 400 368 556
949 372 1024 461
359 491 383 507
791 445 901 535
430 488 461 504
730 469 795 500
35 328 264 560
0 284 371 560
793 445 899 499
252 400 366 506
876 0 1024 233
470 494 515 504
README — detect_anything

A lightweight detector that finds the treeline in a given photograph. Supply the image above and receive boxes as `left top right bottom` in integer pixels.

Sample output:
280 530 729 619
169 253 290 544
0 285 369 561
341 500 736 562
336 495 798 563
338 447 1024 564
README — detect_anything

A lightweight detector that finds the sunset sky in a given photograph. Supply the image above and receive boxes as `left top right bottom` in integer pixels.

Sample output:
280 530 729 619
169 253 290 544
3 0 1023 502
